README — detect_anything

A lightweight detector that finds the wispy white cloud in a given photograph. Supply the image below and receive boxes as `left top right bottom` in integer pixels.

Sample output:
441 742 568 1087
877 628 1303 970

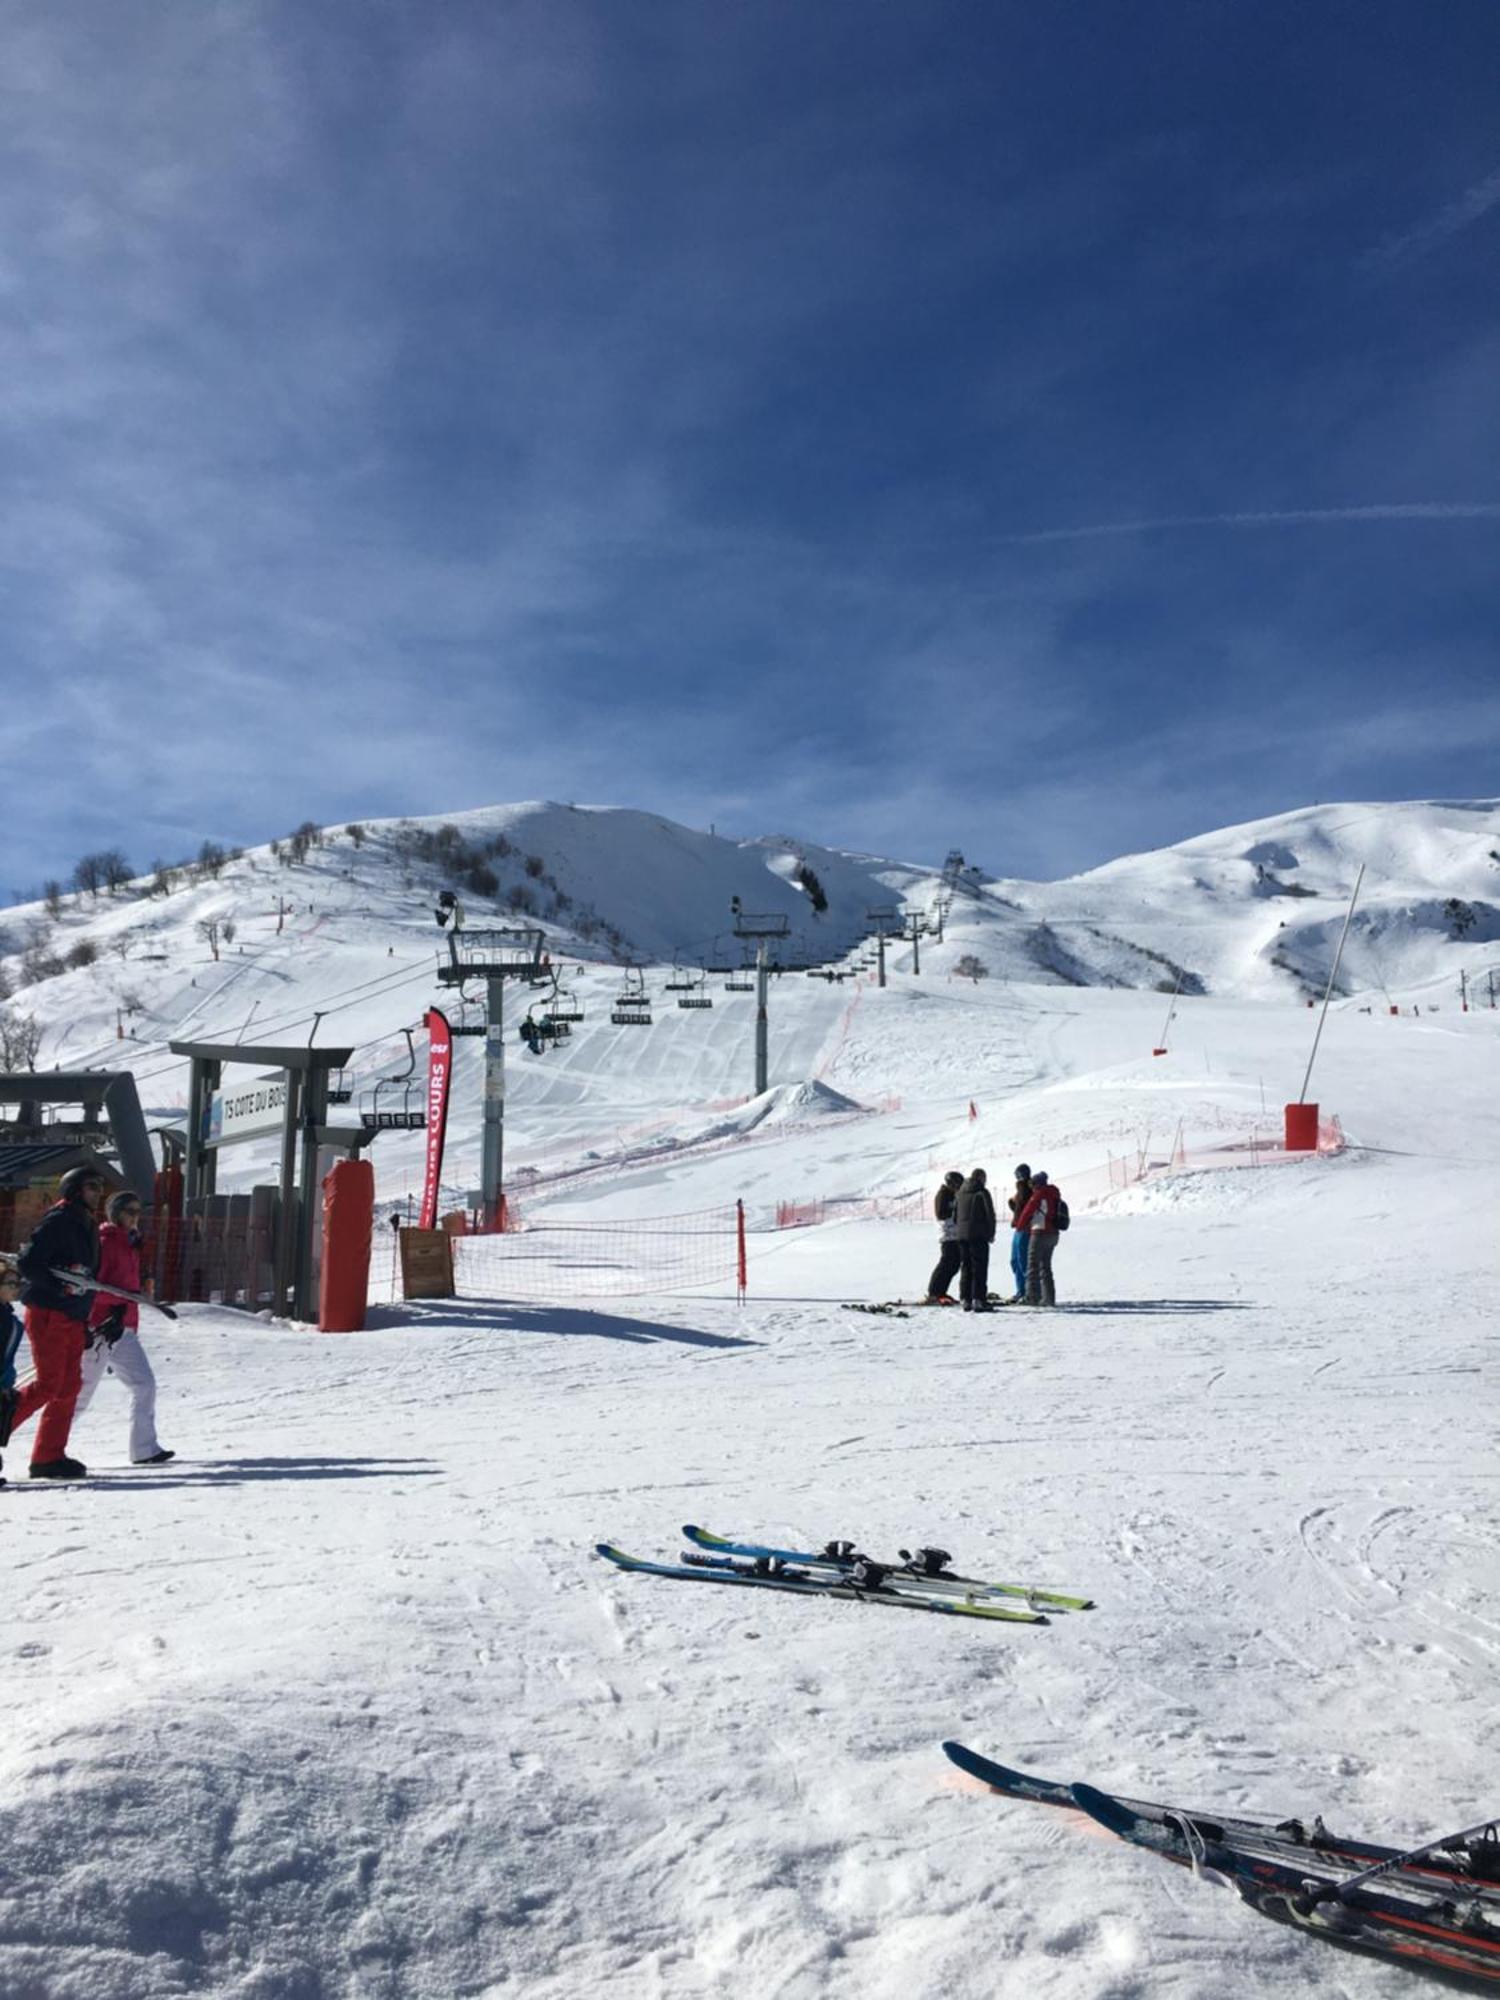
1363 162 1500 269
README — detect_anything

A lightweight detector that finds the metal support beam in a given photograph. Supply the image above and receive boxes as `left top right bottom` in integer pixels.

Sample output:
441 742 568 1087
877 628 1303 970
754 940 770 1095
482 974 506 1229
294 1062 331 1319
184 1058 221 1204
866 908 901 990
274 1070 302 1315
731 902 789 1099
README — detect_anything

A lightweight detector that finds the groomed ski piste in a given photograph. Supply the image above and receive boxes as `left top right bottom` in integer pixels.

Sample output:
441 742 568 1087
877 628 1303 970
2 798 1497 1997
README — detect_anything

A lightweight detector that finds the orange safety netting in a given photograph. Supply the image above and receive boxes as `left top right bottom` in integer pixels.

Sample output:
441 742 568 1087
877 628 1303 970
450 1204 744 1299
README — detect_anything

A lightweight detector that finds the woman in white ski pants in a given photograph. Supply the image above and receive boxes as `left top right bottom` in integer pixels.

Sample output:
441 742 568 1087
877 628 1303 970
77 1191 172 1466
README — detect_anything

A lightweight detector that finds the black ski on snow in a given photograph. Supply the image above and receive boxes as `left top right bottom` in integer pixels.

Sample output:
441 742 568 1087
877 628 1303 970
944 1743 1500 1990
596 1544 1047 1622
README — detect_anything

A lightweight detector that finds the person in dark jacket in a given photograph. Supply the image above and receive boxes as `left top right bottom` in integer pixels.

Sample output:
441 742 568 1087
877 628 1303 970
1 1259 24 1487
1014 1168 1064 1306
1006 1164 1033 1302
924 1171 965 1303
12 1165 104 1478
953 1168 997 1312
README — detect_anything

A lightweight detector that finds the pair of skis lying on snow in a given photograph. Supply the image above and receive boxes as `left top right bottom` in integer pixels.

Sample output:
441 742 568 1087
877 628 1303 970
946 1743 1500 1991
596 1525 1094 1622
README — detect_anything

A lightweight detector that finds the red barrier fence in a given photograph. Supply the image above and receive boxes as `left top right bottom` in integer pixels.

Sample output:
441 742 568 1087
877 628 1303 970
774 1190 927 1229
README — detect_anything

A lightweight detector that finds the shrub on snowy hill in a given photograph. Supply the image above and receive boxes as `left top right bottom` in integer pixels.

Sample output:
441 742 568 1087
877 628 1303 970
792 862 828 913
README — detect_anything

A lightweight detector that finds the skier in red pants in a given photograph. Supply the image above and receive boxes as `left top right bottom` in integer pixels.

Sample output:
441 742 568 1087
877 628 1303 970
11 1165 105 1479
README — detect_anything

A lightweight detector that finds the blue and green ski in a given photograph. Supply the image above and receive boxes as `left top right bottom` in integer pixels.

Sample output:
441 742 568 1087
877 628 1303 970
683 1524 1093 1611
597 1544 1047 1622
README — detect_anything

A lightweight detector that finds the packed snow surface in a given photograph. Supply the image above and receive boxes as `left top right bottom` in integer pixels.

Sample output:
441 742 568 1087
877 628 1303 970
2 797 1498 1996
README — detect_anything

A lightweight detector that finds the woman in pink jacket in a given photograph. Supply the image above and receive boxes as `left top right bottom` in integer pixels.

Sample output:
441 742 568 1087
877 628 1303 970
77 1191 174 1466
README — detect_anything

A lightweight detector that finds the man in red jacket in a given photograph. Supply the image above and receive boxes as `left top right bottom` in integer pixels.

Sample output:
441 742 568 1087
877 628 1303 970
1014 1168 1063 1307
12 1165 104 1478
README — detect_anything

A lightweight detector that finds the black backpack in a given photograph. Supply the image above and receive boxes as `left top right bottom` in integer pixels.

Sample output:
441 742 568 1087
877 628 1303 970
1055 1197 1070 1232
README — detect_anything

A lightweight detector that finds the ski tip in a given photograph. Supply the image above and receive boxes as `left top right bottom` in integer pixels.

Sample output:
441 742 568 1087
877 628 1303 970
1069 1782 1139 1837
942 1741 1009 1786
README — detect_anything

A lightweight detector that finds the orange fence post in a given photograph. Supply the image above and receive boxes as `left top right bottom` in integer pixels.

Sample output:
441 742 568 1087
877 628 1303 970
1284 1102 1319 1152
320 1158 375 1332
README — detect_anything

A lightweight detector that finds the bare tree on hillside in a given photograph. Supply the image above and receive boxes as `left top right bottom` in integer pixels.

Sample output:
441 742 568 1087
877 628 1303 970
65 939 98 969
345 822 367 847
72 853 104 899
151 860 180 897
954 954 989 984
43 881 64 919
197 916 222 961
99 849 133 893
0 1012 43 1071
197 840 227 880
221 919 237 946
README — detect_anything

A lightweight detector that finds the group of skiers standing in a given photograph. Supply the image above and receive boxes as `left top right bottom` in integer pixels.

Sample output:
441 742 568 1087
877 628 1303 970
927 1163 1067 1311
0 1166 173 1484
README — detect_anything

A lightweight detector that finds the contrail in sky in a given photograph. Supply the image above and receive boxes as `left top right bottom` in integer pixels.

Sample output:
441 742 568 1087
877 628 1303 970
1002 503 1500 546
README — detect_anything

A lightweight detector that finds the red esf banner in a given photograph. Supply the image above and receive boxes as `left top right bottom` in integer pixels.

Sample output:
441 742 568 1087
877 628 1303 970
419 1008 454 1230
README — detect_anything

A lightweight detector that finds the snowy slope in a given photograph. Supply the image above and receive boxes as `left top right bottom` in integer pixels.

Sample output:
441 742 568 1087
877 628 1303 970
3 797 1498 1220
2 973 1496 1999
982 796 1500 1002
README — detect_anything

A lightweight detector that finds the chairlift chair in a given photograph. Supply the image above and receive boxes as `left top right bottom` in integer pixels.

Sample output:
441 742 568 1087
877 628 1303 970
449 996 487 1037
358 1028 428 1132
664 965 695 993
327 1067 353 1104
611 965 653 1026
545 969 584 1024
677 970 713 1010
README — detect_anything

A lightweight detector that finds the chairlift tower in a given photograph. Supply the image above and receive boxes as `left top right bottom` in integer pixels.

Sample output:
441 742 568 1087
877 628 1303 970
731 898 790 1095
434 915 547 1229
865 908 902 989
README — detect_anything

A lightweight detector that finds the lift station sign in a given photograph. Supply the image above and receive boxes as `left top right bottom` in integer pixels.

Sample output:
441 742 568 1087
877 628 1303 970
205 1073 288 1148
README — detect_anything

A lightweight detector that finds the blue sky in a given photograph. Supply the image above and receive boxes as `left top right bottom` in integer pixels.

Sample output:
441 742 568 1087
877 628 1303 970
4 0 1498 893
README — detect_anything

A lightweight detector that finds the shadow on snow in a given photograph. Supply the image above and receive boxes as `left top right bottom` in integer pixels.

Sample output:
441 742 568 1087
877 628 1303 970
1049 1299 1250 1315
373 1298 759 1350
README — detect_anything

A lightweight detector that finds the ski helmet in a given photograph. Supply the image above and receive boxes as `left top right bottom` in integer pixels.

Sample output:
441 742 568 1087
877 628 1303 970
1014 1162 1031 1178
1031 1170 1049 1186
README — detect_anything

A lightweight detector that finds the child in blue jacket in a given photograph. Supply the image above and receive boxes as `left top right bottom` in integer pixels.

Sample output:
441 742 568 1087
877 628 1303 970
1 1259 23 1487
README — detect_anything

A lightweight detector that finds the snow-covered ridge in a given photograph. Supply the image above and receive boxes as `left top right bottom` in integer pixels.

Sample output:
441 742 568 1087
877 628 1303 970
1 797 1496 1124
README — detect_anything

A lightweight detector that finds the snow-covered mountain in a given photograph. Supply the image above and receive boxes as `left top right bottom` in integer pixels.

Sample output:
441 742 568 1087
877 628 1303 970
3 798 1496 1086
